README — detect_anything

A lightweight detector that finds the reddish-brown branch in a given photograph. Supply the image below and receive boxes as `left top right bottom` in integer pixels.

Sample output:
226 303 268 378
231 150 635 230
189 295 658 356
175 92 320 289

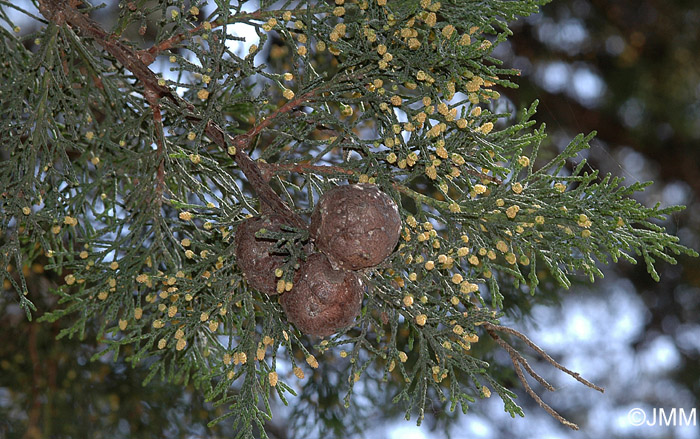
138 9 277 64
235 91 316 151
37 0 306 228
38 1 172 101
202 122 305 228
139 21 217 65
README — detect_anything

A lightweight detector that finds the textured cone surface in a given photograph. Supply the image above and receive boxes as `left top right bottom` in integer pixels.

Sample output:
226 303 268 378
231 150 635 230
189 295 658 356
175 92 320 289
281 253 363 337
234 214 296 295
310 184 401 270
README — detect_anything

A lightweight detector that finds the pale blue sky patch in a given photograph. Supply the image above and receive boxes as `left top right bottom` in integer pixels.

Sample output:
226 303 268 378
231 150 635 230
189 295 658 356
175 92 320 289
388 424 428 439
571 65 606 106
538 61 570 93
639 335 682 373
660 181 691 207
536 18 588 54
225 21 260 60
0 0 39 32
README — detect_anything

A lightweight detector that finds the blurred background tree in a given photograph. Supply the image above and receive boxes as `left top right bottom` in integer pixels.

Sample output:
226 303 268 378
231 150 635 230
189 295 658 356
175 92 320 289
1 1 698 438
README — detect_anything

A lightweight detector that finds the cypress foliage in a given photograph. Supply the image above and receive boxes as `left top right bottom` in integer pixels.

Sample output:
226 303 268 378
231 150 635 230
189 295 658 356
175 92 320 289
1 0 695 436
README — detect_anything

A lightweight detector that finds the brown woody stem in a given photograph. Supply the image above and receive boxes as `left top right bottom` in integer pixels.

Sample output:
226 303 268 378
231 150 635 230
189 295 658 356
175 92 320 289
37 0 305 228
139 8 316 63
484 322 604 430
138 18 229 64
258 161 355 177
484 322 604 392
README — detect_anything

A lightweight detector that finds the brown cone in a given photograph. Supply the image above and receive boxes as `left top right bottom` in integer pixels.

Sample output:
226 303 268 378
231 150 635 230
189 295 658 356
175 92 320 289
281 253 364 337
310 184 401 270
234 214 297 295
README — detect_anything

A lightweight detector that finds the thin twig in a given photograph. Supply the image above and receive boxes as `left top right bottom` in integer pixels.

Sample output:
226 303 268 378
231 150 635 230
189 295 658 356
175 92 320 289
144 87 166 201
138 8 311 63
510 351 579 430
258 161 355 177
484 322 605 430
464 167 502 184
234 91 316 152
138 20 224 65
485 322 604 392
486 328 578 429
490 330 555 390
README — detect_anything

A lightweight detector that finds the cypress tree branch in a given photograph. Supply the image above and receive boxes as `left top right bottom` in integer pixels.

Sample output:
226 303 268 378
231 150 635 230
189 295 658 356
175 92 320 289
258 161 459 211
484 322 605 393
486 327 578 430
484 322 605 430
143 87 166 200
260 160 501 185
138 8 316 63
37 0 307 228
258 161 355 177
138 20 226 65
5 1 691 435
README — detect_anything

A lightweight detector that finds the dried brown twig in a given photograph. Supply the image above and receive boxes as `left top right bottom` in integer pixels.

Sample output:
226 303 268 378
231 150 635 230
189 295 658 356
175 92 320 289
483 322 604 430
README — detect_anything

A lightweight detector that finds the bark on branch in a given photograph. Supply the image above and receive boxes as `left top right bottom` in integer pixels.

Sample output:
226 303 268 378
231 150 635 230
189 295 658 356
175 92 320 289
484 322 604 430
38 0 306 228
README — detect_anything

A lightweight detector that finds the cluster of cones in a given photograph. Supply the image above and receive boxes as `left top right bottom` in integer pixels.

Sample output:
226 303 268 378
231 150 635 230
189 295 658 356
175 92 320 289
235 184 401 336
